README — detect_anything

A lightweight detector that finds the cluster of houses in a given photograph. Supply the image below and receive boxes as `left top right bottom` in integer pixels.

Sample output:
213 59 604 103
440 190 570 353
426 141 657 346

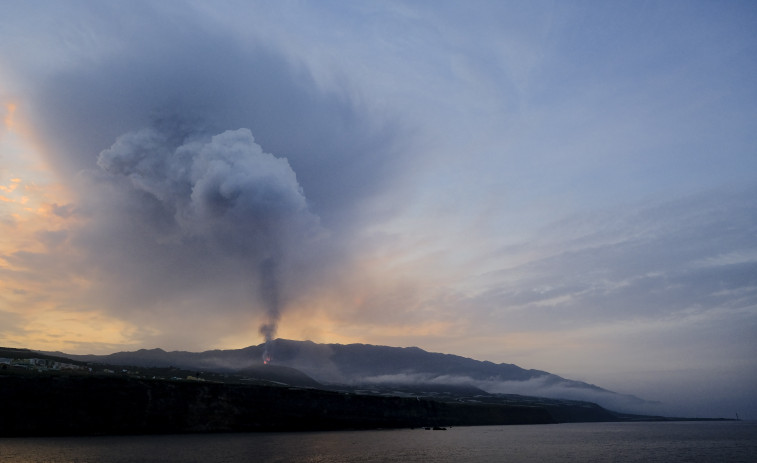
0 357 91 373
1 356 206 382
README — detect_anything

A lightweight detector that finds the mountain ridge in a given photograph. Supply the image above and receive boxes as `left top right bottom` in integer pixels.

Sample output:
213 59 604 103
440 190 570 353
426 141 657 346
51 338 652 413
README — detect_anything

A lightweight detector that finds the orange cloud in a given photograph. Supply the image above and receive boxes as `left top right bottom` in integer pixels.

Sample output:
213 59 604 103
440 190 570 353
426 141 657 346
0 177 21 192
0 101 95 353
1 305 147 354
3 102 16 130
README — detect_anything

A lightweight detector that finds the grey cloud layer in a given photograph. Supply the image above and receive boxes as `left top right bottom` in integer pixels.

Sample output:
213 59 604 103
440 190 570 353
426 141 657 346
473 188 757 328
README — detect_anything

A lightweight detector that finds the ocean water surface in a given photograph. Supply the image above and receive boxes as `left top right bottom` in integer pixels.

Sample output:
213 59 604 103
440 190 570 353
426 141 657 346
1 421 755 462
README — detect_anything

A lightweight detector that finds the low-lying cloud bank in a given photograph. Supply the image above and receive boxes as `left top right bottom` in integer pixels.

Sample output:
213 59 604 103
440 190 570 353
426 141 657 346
357 372 658 415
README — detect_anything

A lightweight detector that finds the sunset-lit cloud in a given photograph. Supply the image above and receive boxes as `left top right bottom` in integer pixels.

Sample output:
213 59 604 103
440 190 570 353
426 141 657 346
3 104 17 137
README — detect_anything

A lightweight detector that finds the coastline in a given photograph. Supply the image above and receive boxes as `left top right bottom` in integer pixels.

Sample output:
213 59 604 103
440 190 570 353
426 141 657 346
0 374 554 436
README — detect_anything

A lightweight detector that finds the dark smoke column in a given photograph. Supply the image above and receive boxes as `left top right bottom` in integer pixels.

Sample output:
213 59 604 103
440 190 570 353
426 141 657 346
258 257 279 364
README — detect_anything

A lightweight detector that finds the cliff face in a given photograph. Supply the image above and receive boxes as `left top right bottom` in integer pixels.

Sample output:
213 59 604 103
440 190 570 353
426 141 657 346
0 375 554 436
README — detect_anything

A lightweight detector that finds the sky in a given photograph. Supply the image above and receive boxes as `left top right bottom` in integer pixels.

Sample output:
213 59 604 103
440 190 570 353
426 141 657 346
1 0 756 418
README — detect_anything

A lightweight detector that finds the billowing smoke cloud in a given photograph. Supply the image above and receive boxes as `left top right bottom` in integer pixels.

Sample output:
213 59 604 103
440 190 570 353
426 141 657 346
93 125 321 352
0 1 407 353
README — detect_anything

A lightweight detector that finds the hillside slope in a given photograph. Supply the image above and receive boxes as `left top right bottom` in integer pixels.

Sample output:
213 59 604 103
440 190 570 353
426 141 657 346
55 339 651 412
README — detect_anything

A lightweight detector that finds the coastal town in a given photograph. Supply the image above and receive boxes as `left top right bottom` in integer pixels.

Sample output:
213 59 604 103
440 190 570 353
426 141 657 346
0 349 206 382
1 356 91 373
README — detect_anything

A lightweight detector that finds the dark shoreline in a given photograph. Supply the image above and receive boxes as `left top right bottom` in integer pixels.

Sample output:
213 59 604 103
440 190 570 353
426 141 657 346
1 373 735 437
0 375 554 437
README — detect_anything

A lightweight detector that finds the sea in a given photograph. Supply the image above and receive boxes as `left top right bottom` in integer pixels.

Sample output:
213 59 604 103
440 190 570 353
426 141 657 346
1 421 755 463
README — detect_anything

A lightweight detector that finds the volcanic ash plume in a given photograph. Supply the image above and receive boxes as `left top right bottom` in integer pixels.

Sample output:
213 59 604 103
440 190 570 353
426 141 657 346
258 257 279 364
96 126 321 356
